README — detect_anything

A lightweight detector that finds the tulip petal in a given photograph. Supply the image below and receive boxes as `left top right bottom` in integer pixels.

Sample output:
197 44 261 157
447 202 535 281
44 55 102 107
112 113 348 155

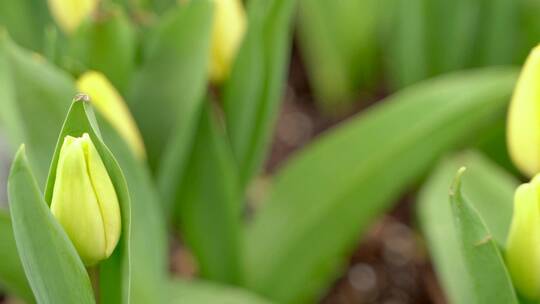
506 182 540 299
507 45 540 177
81 133 122 257
50 135 106 266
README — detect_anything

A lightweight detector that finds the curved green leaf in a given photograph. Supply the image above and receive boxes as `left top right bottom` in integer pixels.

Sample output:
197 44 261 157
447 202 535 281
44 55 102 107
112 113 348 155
171 103 242 284
43 98 131 304
168 279 273 304
449 168 518 304
0 209 33 302
244 68 517 303
0 32 75 185
98 118 168 304
223 0 296 186
8 146 94 303
129 0 212 171
417 151 518 304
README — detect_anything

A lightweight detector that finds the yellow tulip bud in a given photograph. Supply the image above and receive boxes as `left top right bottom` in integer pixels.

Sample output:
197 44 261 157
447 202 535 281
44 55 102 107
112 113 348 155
505 175 540 299
209 0 246 83
507 45 540 177
50 133 121 266
47 0 99 35
77 71 146 159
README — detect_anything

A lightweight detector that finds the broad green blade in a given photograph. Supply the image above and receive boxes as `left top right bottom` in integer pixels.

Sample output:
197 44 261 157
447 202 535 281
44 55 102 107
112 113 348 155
449 168 518 304
170 103 242 284
129 0 212 171
98 117 168 304
0 209 33 302
43 97 131 304
243 68 517 303
0 0 50 52
67 5 136 94
0 32 75 185
8 146 94 304
417 151 518 304
223 0 296 186
386 0 428 89
297 0 378 111
168 279 273 304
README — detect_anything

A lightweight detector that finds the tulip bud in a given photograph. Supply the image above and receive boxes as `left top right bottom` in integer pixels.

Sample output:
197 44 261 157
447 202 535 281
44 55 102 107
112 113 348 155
209 0 246 83
507 45 540 177
505 175 540 299
50 133 121 266
48 0 99 34
77 71 146 159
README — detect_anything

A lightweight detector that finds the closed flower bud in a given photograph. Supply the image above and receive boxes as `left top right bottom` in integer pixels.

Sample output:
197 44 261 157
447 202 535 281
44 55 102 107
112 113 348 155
50 133 121 266
77 71 146 159
507 45 540 177
48 0 99 34
210 0 246 83
505 175 540 299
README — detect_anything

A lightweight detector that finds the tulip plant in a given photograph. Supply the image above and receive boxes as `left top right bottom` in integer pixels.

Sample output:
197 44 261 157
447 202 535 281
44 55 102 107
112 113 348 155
0 0 540 304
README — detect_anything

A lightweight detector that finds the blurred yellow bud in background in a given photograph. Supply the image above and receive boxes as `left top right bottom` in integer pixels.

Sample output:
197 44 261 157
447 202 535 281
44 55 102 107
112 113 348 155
47 0 99 35
77 71 146 159
506 175 540 300
209 0 246 83
507 45 540 177
51 133 121 266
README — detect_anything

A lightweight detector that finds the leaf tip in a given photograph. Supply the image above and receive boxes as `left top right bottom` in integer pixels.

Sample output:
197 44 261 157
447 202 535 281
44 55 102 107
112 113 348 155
449 166 467 199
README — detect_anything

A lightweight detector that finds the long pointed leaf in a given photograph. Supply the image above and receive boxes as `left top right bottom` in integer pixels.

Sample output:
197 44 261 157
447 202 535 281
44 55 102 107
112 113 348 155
417 151 518 303
0 209 32 302
449 168 518 303
244 68 517 303
8 146 94 303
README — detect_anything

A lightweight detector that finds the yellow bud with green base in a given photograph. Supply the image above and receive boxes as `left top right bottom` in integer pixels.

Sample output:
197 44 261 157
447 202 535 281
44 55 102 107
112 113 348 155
50 133 121 266
506 174 540 300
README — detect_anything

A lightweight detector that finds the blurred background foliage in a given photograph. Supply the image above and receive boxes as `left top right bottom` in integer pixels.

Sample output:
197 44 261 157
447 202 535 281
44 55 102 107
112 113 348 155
0 0 539 303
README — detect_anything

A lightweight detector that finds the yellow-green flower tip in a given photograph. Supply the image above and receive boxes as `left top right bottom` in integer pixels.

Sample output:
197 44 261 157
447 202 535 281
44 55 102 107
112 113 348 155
506 175 540 299
47 0 99 34
507 45 540 177
209 0 246 83
77 71 146 159
50 133 121 266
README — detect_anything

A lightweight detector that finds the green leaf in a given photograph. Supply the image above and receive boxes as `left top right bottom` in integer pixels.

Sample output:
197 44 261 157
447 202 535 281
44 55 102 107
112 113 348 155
97 117 168 304
449 167 518 304
67 5 137 94
417 151 518 304
169 103 242 284
223 0 296 186
168 279 273 304
0 32 75 185
0 209 33 302
296 0 378 111
43 97 132 304
386 0 428 89
243 68 517 303
128 0 213 170
8 146 95 304
0 0 50 52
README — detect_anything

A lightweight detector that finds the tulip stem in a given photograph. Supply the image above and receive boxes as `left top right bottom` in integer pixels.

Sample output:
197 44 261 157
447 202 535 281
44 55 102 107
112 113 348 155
88 266 100 302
